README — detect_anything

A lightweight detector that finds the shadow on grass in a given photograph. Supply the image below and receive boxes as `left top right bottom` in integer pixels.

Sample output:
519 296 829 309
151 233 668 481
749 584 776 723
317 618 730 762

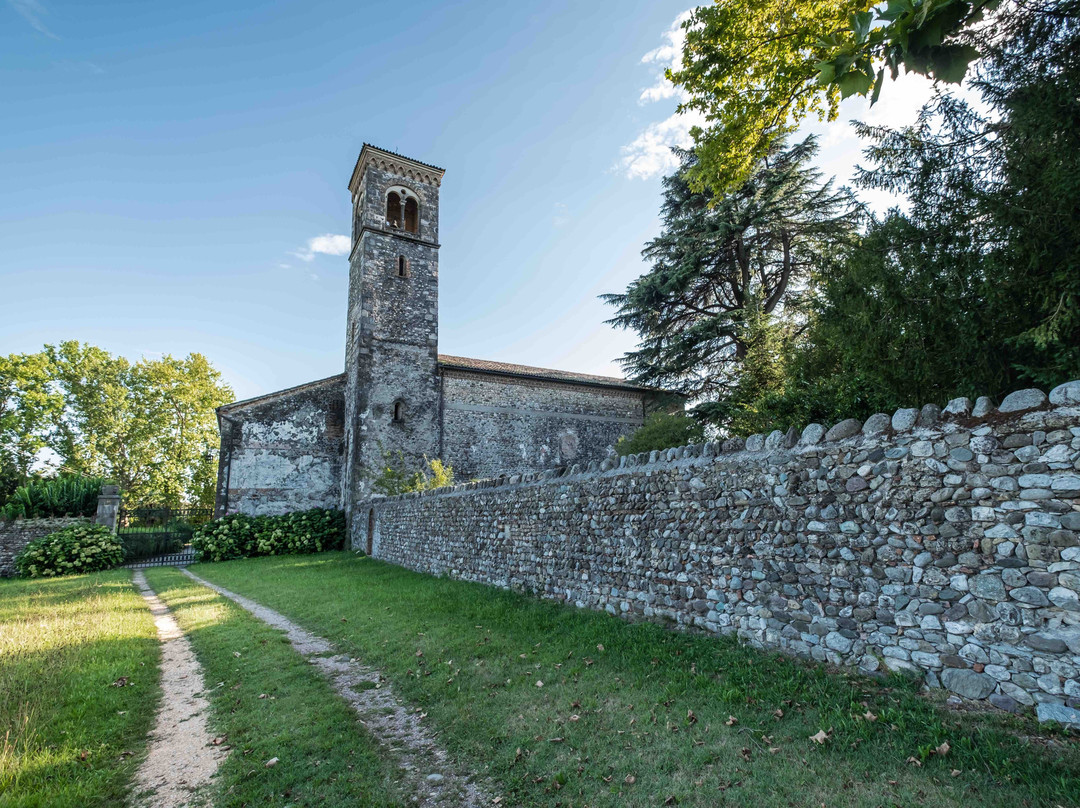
191 553 1080 808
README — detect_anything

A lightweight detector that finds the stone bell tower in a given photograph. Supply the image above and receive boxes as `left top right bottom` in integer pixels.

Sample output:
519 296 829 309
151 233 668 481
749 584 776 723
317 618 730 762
342 145 444 532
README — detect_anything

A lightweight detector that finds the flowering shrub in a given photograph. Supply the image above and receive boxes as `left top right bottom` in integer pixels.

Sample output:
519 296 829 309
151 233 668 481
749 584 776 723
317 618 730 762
15 523 125 578
191 508 345 562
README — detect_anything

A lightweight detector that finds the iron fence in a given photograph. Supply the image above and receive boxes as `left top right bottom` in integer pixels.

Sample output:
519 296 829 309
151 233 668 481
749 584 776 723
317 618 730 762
117 506 212 566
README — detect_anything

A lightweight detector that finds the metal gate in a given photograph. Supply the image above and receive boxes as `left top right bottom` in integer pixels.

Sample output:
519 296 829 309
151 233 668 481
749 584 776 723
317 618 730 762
117 506 212 568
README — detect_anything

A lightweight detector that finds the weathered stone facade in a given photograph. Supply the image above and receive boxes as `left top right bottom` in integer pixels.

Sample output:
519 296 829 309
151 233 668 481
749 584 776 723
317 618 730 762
215 145 661 518
362 383 1080 713
215 375 345 516
0 517 88 577
439 361 649 480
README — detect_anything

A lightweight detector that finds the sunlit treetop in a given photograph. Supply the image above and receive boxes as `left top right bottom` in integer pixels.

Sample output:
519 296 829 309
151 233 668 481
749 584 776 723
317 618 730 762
669 0 998 193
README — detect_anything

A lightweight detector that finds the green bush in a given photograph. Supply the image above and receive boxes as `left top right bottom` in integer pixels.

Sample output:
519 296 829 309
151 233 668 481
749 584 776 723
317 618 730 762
191 508 345 563
1 474 107 521
615 411 706 456
14 523 125 578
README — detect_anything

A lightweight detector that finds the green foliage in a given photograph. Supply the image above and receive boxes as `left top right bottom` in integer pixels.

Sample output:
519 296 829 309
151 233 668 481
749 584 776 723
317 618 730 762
191 508 346 563
750 1 1080 420
14 523 124 578
0 460 25 507
45 342 233 508
605 138 857 432
615 411 705 456
0 351 63 479
670 0 996 191
0 474 106 521
371 453 455 496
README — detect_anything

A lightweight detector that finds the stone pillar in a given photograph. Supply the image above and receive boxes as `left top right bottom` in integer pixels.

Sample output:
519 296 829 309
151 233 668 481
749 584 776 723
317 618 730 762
95 485 121 533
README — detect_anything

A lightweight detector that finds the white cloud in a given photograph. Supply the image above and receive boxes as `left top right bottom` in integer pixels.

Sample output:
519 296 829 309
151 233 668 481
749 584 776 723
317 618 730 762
619 8 701 180
7 0 58 38
638 9 694 104
293 233 351 262
620 108 706 180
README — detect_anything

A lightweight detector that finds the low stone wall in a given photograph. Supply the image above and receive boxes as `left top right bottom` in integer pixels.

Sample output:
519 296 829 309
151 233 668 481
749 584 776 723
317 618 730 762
364 383 1080 716
0 517 89 577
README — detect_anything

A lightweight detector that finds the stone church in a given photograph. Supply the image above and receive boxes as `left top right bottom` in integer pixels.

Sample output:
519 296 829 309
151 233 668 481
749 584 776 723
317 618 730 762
214 145 665 531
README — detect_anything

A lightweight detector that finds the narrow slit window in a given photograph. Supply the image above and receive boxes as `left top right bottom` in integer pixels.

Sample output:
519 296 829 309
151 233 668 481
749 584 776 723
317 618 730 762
397 256 409 277
393 400 405 422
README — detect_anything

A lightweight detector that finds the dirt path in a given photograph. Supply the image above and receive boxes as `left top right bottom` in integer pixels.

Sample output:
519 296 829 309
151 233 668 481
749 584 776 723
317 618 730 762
131 570 225 808
181 568 492 807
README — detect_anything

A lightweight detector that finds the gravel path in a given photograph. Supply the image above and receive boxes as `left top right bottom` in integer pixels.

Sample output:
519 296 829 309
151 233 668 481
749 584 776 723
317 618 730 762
132 570 225 808
181 568 493 807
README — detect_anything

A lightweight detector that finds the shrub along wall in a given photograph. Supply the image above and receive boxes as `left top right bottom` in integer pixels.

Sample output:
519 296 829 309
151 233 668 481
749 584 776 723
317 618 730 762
0 518 89 577
365 382 1080 718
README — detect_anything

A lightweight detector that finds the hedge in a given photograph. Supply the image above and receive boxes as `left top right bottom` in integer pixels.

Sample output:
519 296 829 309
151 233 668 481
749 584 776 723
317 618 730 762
15 523 125 578
191 508 346 562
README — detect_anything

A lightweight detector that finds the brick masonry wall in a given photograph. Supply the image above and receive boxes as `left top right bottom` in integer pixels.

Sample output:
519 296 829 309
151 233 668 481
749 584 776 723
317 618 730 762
363 383 1080 714
0 517 89 577
440 370 647 480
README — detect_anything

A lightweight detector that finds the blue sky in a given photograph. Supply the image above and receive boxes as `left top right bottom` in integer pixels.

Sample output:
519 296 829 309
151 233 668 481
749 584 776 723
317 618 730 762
1 1 940 401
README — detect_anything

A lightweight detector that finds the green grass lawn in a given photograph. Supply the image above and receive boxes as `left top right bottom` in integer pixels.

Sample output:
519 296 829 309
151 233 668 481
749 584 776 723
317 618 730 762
193 552 1080 808
0 571 160 808
143 567 407 807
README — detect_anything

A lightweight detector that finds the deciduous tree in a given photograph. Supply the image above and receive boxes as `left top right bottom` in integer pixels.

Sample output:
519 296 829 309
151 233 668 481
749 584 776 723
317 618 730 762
671 0 998 191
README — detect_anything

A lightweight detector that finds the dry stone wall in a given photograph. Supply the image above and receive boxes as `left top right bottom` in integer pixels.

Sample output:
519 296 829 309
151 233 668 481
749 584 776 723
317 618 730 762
364 382 1080 717
0 517 89 577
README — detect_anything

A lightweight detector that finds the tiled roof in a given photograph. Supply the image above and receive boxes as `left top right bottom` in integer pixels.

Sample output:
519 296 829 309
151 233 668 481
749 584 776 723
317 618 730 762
438 354 648 391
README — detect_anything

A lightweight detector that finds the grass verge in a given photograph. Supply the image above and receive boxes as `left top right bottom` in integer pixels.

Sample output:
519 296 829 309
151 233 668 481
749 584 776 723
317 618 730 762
0 570 160 807
194 552 1080 808
142 567 406 807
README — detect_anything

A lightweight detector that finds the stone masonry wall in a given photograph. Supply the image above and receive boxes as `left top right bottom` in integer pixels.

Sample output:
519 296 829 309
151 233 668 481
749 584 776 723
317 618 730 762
217 376 345 516
0 517 88 577
440 370 647 480
364 382 1080 714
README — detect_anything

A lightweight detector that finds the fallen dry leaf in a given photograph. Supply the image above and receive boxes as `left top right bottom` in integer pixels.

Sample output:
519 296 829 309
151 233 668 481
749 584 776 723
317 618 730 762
809 729 830 745
863 710 878 722
535 680 544 688
725 715 738 726
935 741 950 757
773 708 784 719
569 714 580 722
951 769 962 777
687 709 698 724
624 774 636 784
740 747 752 762
265 757 279 768
906 756 922 767
597 644 605 652
110 677 129 688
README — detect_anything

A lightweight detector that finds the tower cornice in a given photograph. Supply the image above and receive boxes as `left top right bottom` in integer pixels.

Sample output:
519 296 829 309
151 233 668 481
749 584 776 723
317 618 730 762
349 144 446 193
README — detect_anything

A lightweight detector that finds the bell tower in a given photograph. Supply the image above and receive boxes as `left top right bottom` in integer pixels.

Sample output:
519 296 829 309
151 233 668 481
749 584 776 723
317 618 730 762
342 145 444 532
